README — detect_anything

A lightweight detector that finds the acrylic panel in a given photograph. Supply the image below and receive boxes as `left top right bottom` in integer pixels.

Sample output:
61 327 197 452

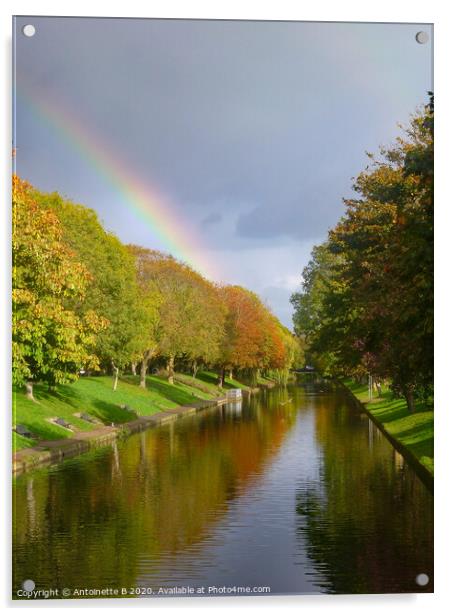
12 16 434 600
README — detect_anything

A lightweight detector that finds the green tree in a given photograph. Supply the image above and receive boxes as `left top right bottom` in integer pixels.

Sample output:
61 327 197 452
32 190 145 384
290 243 345 375
330 100 433 408
291 98 433 410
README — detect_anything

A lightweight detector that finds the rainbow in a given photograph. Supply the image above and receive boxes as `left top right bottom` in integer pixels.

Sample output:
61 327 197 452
14 82 220 281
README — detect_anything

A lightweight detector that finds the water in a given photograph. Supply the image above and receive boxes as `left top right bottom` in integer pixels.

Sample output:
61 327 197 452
13 382 433 597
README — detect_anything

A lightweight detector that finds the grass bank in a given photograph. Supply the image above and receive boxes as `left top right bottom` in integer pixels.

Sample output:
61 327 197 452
196 370 252 390
12 372 248 453
343 378 433 476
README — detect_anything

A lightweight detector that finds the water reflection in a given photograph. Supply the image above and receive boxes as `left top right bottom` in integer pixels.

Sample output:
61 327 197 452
13 389 297 593
295 394 433 594
13 385 433 597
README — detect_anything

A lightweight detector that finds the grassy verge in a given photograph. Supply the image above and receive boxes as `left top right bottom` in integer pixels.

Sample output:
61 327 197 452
172 373 224 397
12 372 239 453
343 378 434 475
197 370 250 390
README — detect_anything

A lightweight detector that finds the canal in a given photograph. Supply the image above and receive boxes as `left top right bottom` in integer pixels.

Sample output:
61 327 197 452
13 382 433 597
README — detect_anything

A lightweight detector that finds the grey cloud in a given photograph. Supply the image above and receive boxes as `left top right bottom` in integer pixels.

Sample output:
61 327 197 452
261 286 296 329
15 17 431 326
235 189 347 242
202 212 223 226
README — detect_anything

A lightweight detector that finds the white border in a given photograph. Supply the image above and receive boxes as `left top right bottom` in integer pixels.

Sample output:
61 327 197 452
2 1 451 614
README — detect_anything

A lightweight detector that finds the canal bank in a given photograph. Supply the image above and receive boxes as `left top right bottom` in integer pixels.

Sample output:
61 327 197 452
12 371 264 474
12 396 230 476
338 379 433 488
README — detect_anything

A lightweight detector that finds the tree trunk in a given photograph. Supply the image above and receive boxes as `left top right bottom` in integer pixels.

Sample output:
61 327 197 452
112 362 119 391
228 369 233 380
168 355 175 385
404 388 415 413
131 362 137 376
140 350 152 389
25 381 35 401
192 360 198 378
218 366 225 388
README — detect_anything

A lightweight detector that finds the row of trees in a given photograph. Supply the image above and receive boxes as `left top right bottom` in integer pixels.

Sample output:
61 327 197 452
13 176 299 397
291 96 433 412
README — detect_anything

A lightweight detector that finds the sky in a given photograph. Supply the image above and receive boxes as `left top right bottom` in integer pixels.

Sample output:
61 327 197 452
13 17 432 328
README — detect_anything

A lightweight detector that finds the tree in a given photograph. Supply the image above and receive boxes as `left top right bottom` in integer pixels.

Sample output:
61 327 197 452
131 285 162 388
219 286 289 385
291 243 343 374
330 100 433 409
32 190 145 383
128 246 225 385
291 97 433 410
267 324 303 385
12 176 105 397
219 286 262 384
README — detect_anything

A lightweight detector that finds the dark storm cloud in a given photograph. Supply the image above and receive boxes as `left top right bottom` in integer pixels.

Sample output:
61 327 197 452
202 212 223 226
14 17 432 325
235 183 347 241
16 17 431 248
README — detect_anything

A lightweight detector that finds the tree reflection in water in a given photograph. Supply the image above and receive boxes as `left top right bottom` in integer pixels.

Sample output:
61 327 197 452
295 394 433 593
13 386 433 596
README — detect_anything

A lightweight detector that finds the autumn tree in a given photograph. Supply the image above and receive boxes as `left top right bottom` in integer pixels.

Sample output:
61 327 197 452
219 286 290 385
219 286 261 384
128 246 225 385
267 324 303 385
12 176 105 398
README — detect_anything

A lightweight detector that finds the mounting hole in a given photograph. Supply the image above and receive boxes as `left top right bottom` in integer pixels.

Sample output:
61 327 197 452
22 24 36 37
415 31 429 44
22 579 35 591
415 573 429 586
